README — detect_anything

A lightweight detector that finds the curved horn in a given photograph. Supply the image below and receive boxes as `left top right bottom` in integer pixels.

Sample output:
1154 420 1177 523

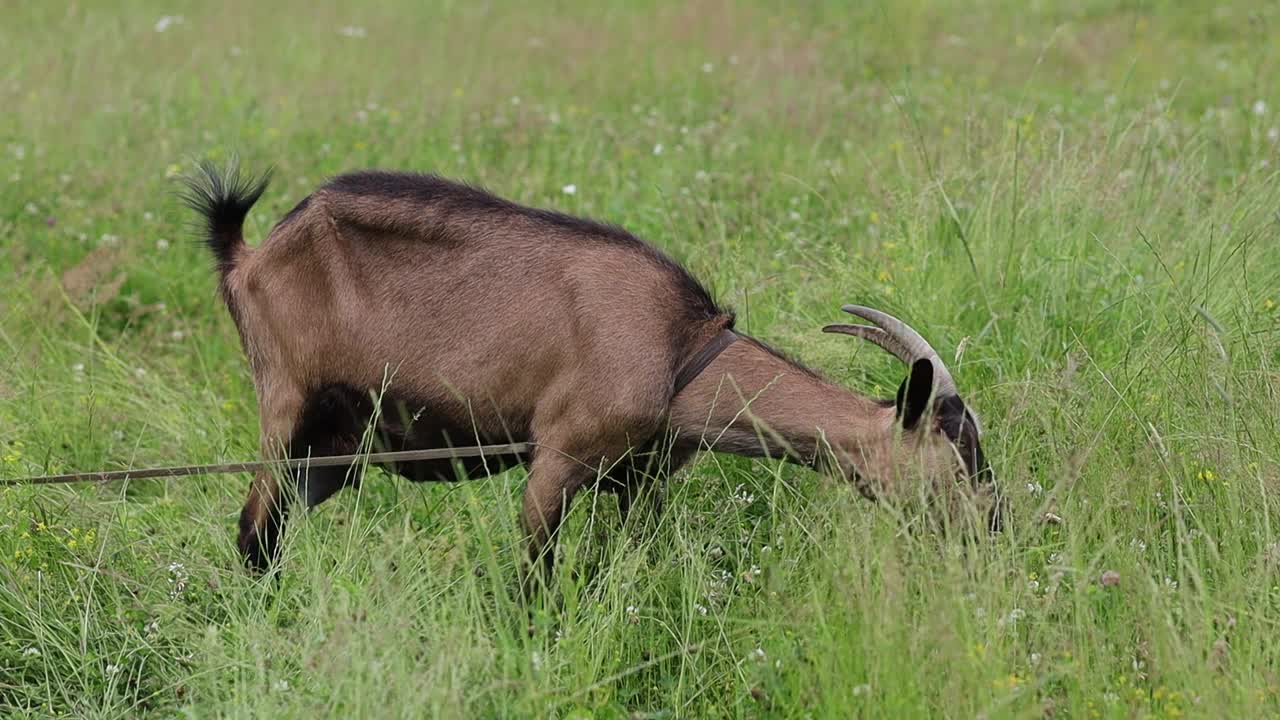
821 304 958 397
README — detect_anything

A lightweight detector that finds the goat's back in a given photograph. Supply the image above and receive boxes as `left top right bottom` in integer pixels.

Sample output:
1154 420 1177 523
224 171 732 436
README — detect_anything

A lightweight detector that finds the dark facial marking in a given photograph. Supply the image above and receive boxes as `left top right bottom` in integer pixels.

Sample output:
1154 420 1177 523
937 394 991 484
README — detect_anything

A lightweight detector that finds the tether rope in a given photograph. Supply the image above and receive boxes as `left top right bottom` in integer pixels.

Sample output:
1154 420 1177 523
0 442 533 487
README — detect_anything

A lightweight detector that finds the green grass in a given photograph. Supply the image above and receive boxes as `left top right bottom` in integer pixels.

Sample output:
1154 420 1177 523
3 0 1279 717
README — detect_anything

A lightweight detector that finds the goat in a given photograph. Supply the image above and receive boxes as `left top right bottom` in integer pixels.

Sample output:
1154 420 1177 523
181 161 998 584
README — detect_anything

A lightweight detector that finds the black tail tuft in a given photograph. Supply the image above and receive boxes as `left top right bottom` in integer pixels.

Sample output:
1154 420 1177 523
179 158 272 275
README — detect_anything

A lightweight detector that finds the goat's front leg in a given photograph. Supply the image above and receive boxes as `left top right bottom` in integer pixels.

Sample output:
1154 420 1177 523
611 443 694 528
519 448 597 597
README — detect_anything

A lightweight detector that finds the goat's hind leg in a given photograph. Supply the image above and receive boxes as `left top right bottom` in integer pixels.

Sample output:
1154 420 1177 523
238 382 306 572
291 386 371 508
238 377 374 570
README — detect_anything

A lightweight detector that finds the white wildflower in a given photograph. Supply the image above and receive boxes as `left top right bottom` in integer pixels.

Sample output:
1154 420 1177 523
106 663 122 675
143 211 154 221
156 238 170 250
652 143 664 156
99 233 120 246
271 679 290 692
531 651 544 670
338 25 367 38
999 607 1025 628
1254 100 1268 116
1268 127 1279 142
695 603 708 616
701 62 714 73
561 184 577 195
750 647 766 661
23 647 40 657
852 684 871 696
153 15 184 33
168 561 189 598
1025 481 1043 496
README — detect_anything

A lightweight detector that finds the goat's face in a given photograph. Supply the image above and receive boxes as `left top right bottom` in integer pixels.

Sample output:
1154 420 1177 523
823 306 1000 530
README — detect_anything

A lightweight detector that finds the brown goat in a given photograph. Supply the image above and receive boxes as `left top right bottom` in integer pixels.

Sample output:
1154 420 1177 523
182 162 998 582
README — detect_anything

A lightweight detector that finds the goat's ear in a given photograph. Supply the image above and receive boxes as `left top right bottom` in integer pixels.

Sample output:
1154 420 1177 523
895 357 935 431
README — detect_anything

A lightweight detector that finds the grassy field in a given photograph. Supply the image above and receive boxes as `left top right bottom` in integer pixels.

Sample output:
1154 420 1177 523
3 0 1279 717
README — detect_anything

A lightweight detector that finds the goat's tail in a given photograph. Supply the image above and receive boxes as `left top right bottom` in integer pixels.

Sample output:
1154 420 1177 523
180 158 272 278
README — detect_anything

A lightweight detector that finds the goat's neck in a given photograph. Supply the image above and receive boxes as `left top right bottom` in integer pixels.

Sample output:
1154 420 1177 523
669 336 896 473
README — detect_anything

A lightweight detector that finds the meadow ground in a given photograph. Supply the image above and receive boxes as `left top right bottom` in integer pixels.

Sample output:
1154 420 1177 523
3 1 1280 717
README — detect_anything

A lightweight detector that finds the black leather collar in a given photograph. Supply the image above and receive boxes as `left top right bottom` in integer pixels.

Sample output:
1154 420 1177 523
672 328 739 397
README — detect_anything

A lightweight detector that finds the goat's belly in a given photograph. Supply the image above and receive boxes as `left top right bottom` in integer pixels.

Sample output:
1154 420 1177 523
301 383 529 482
376 399 528 482
378 449 527 483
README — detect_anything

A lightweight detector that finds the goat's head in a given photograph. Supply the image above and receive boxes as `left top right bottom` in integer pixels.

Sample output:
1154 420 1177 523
822 305 1000 530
